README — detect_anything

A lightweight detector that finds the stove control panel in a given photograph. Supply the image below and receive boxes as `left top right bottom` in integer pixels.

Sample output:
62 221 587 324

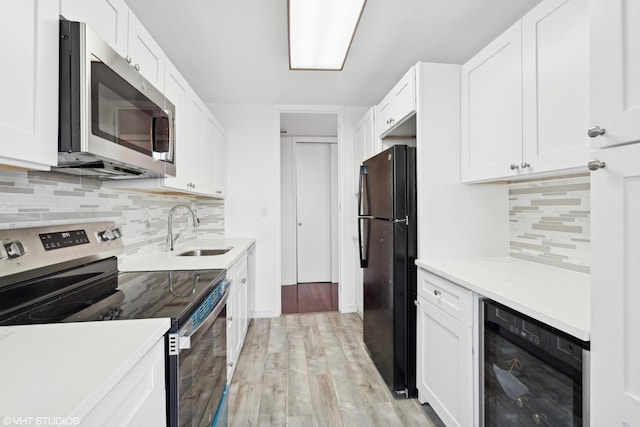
39 229 90 251
0 221 124 280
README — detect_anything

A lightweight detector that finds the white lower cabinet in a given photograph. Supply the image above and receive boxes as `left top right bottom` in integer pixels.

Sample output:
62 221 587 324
416 268 474 427
226 251 250 383
81 338 166 427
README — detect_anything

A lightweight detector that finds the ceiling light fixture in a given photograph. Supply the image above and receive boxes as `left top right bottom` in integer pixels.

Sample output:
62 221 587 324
288 0 367 71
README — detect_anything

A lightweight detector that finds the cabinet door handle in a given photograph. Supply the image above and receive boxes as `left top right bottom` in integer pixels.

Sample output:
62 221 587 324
587 159 606 171
241 278 247 284
125 55 132 64
521 161 530 169
433 289 441 296
228 362 234 368
510 164 520 170
587 126 606 138
134 63 140 71
414 300 419 306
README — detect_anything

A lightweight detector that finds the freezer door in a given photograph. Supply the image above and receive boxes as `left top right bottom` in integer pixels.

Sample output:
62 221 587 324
362 146 408 220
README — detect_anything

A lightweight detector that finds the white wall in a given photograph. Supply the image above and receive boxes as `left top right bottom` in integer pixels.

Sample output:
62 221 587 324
416 62 508 259
209 103 365 317
208 104 281 318
280 136 297 285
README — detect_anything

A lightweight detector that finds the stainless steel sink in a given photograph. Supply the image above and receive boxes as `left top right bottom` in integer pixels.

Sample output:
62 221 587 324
176 248 232 256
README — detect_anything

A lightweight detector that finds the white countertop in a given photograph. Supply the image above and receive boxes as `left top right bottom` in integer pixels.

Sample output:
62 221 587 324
416 257 590 341
0 318 170 421
118 237 255 272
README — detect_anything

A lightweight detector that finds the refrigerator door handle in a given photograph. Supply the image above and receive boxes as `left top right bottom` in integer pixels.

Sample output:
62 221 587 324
358 165 369 217
358 217 369 268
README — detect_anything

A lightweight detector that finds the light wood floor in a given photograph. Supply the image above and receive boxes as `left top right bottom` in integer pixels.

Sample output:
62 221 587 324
228 312 439 426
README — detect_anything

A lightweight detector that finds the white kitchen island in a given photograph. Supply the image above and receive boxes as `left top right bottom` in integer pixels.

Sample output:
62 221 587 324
0 318 170 427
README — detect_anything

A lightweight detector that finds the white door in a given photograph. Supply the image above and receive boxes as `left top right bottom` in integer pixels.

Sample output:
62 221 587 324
590 0 640 148
296 143 332 283
416 297 472 427
0 0 58 170
590 144 640 426
461 21 523 182
521 0 589 173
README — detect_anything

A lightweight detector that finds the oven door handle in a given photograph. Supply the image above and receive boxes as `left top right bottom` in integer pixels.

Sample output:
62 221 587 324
176 285 229 351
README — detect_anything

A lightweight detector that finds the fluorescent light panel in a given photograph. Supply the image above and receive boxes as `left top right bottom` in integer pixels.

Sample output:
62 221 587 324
288 0 366 70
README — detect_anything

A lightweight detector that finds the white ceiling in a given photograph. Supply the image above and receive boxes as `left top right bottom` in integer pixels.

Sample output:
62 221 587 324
126 0 541 107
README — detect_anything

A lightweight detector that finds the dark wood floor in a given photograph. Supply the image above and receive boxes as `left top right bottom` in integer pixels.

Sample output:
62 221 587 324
281 282 339 314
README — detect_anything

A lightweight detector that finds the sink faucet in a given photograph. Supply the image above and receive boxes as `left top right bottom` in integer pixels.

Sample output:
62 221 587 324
167 204 200 251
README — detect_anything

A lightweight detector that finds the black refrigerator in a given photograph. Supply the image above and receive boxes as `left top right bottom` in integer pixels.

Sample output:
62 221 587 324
358 145 417 398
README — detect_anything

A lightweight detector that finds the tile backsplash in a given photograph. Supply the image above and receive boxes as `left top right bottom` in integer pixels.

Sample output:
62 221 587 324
509 175 590 274
0 171 224 256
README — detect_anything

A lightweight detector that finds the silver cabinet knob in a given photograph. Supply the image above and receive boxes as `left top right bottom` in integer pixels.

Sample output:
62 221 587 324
241 278 247 284
521 161 530 169
433 289 441 296
414 300 419 306
134 63 141 71
298 222 302 226
125 55 132 64
228 362 233 368
587 159 606 171
510 164 520 170
587 126 606 138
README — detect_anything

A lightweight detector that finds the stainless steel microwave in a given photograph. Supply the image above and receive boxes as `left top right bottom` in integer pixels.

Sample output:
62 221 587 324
57 19 176 179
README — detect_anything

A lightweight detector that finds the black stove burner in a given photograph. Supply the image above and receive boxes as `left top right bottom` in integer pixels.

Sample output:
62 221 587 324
30 302 93 322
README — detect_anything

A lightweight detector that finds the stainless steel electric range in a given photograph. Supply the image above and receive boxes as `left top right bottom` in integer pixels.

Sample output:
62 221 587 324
0 222 229 427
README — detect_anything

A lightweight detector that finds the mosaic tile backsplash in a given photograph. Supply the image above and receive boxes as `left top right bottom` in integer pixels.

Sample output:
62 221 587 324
0 171 224 256
509 175 590 273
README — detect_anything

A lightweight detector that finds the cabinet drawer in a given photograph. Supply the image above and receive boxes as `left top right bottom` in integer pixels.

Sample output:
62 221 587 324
417 268 473 325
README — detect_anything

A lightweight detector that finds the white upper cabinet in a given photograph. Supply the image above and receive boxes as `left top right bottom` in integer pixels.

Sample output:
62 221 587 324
522 0 589 173
0 0 58 170
207 115 227 198
589 0 640 148
375 66 416 137
462 0 589 183
354 108 377 190
461 21 523 183
162 58 192 191
61 0 164 89
200 112 226 197
126 11 165 89
60 0 129 56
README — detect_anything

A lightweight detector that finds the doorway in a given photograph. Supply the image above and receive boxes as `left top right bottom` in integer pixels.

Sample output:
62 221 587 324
280 112 339 313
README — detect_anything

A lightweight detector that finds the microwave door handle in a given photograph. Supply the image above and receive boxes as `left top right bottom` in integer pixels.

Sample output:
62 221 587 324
151 112 173 162
165 109 174 163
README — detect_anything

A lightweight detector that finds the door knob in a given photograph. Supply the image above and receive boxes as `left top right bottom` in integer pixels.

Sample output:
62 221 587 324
587 126 606 138
587 159 606 171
